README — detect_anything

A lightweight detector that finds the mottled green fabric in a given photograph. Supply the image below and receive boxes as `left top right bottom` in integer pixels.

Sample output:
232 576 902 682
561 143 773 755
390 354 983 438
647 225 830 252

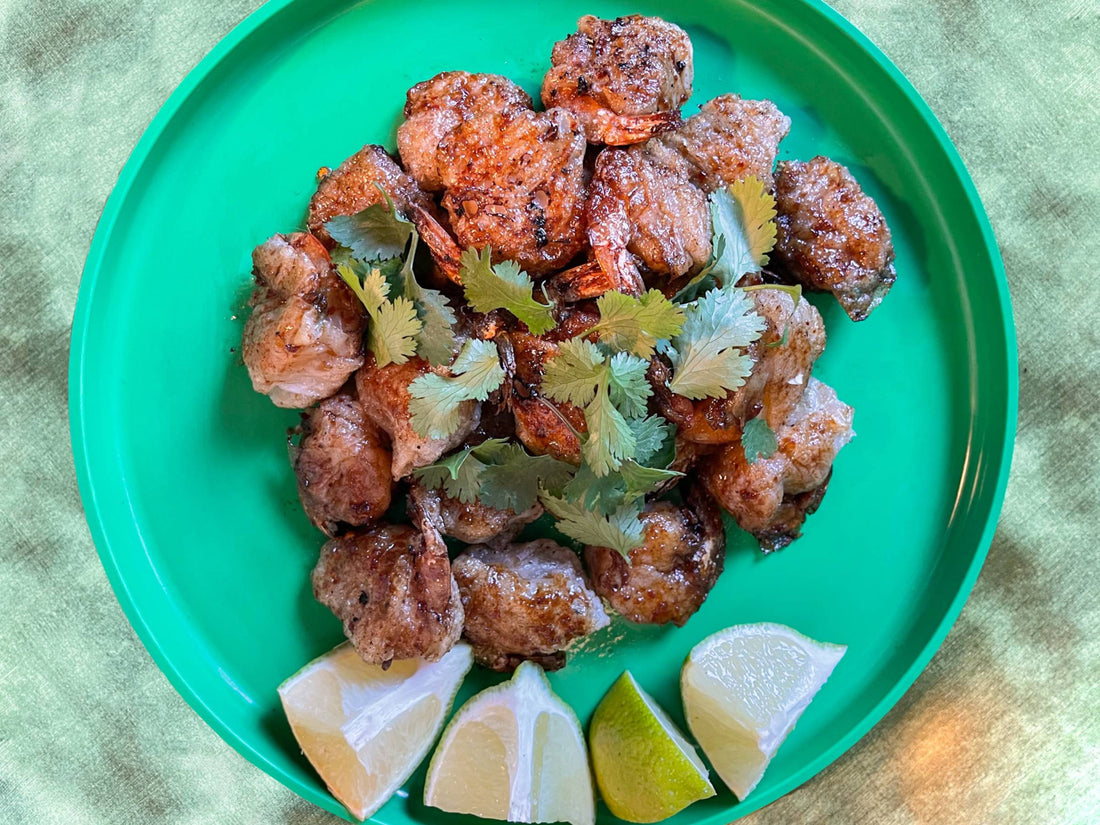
1 0 1097 822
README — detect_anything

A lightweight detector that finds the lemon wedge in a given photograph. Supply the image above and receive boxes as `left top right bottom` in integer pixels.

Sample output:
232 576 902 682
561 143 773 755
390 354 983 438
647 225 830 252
681 623 846 801
278 642 472 821
590 671 715 822
424 660 594 825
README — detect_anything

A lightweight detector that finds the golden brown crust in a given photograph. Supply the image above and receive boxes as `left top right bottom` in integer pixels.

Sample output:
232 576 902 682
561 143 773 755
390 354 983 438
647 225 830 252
355 356 481 480
307 144 437 246
453 540 608 671
293 389 393 536
700 377 853 547
586 95 790 286
438 108 588 275
312 521 463 664
774 156 896 321
398 71 533 191
409 482 542 546
542 15 692 145
241 233 364 408
584 486 725 626
659 95 790 191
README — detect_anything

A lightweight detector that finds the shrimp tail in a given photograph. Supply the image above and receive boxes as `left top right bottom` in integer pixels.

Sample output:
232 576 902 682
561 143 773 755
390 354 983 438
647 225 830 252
593 109 683 146
409 203 464 283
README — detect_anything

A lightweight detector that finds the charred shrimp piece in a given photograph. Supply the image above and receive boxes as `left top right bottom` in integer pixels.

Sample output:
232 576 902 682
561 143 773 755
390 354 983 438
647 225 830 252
398 71 533 192
700 377 854 552
409 482 542 546
658 94 790 191
307 144 439 248
651 286 826 443
586 95 790 288
452 539 609 672
773 156 897 321
437 108 589 276
587 140 708 291
293 389 393 535
242 233 364 408
355 355 481 480
544 259 623 303
500 303 600 463
584 486 725 626
311 507 464 664
542 15 692 146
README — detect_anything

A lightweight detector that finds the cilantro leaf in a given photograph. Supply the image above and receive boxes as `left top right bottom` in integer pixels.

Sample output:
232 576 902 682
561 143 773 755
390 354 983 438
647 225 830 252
324 189 416 261
460 247 556 335
589 290 685 357
581 378 635 476
619 461 682 498
667 285 766 400
562 464 628 512
338 264 422 367
628 415 673 465
607 352 652 418
709 176 778 285
413 438 512 503
408 339 505 438
542 339 605 408
742 415 779 464
479 444 574 512
409 285 457 365
541 494 645 559
415 448 489 503
337 262 386 314
397 234 457 366
414 439 570 512
369 295 422 367
673 176 778 302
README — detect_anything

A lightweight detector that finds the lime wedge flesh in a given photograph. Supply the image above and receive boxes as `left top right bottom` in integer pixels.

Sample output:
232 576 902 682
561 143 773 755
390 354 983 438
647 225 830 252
424 660 595 825
681 623 846 801
278 642 472 821
590 670 715 822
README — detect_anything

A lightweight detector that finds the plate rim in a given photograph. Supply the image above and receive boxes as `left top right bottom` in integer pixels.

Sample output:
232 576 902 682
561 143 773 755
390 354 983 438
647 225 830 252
69 0 1019 820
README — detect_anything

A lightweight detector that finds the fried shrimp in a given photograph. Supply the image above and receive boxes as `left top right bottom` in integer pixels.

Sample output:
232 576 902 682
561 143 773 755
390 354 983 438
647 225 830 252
542 15 692 146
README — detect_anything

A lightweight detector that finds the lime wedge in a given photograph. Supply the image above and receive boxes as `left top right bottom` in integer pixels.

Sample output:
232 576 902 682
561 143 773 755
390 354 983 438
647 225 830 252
424 660 594 825
278 642 472 821
681 623 846 801
590 671 715 822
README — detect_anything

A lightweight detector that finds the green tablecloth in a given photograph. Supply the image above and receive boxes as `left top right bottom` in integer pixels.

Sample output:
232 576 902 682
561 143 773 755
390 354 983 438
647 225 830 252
1 0 1096 822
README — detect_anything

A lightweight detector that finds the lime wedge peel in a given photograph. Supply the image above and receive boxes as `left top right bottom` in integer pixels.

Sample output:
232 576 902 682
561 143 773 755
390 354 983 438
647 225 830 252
590 670 715 823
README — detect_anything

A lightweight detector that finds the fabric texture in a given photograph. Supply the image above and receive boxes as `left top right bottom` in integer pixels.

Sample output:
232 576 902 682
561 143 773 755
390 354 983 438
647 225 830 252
1 0 1097 822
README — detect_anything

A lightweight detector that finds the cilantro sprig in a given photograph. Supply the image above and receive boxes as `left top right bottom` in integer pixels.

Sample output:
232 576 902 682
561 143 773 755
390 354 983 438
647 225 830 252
541 495 646 559
327 192 457 367
674 176 778 302
460 246 556 335
415 439 573 512
336 263 421 367
542 340 652 476
408 339 506 438
538 413 680 560
666 285 766 400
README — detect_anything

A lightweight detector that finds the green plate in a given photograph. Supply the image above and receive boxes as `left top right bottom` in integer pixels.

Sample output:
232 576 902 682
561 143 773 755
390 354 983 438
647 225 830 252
69 0 1016 822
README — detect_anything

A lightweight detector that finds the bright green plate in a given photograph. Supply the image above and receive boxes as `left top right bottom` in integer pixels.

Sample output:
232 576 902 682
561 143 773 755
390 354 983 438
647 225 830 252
70 0 1016 821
